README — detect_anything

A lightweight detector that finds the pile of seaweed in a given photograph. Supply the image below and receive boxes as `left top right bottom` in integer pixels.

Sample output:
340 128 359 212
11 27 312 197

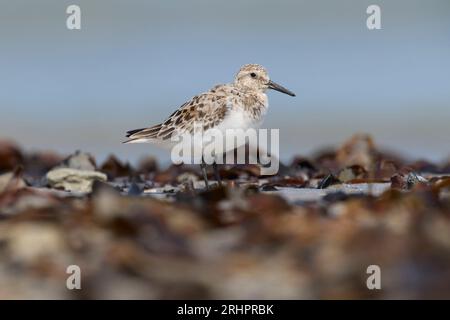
0 134 449 299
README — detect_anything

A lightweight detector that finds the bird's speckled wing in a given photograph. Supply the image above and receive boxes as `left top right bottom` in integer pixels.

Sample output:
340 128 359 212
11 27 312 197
124 85 231 143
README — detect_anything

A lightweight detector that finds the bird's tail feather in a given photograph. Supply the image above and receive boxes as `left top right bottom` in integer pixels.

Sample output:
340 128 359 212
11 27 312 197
123 124 163 144
125 128 146 138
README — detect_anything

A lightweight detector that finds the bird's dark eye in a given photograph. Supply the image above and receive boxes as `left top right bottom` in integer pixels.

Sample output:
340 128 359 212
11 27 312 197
250 72 257 78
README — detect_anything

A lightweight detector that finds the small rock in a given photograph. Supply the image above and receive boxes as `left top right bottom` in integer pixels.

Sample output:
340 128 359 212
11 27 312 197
100 155 133 179
177 172 199 184
375 159 398 180
3 223 67 265
289 157 318 178
59 151 96 171
391 171 428 190
46 168 107 193
336 134 376 170
0 140 24 172
337 165 367 182
24 151 63 178
137 156 158 173
0 170 26 193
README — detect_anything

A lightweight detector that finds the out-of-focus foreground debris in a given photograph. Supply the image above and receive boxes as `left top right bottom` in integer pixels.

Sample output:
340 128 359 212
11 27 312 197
0 135 449 299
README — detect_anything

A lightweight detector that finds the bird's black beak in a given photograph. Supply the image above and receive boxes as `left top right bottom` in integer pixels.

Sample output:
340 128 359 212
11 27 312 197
267 80 296 97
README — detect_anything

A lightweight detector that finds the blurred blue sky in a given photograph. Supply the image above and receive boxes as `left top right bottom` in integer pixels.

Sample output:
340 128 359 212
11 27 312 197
0 0 449 164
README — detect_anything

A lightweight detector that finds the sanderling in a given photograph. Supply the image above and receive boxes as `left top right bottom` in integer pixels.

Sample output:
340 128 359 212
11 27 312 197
124 64 295 188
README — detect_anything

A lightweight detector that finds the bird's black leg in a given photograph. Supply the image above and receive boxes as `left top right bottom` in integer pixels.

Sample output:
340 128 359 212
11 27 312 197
200 161 209 190
213 162 222 186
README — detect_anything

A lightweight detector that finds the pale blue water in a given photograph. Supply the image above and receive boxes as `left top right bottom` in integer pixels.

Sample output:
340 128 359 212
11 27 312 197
1 0 449 164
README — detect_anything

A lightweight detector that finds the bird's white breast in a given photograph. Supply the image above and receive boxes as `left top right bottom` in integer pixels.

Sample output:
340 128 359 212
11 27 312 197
195 94 268 156
218 93 268 132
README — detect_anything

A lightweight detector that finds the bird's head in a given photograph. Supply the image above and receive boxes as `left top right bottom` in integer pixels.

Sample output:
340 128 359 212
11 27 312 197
234 64 295 97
